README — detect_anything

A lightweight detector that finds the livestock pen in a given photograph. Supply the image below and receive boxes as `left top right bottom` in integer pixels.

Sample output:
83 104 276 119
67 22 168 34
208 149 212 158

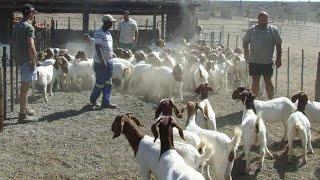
0 1 320 180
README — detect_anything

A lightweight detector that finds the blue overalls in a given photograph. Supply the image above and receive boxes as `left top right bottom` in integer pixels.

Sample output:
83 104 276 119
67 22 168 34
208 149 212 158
90 28 114 106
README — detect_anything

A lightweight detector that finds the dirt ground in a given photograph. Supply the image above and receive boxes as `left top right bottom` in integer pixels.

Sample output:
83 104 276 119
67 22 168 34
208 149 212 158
1 15 320 180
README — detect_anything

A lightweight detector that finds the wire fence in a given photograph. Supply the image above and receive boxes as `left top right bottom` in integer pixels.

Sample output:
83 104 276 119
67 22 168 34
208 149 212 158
199 21 320 47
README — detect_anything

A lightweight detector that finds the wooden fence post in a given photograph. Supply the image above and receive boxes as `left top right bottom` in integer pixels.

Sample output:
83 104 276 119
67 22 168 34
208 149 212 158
2 46 7 120
210 31 215 46
298 26 301 43
145 19 148 30
227 34 230 47
275 65 278 94
317 28 319 45
68 17 71 30
15 65 19 104
301 49 304 91
0 64 3 130
315 52 320 101
10 46 13 112
287 47 290 97
236 35 239 48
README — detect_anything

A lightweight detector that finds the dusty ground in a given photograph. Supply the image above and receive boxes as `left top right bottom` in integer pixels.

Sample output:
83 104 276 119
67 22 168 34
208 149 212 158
1 84 320 180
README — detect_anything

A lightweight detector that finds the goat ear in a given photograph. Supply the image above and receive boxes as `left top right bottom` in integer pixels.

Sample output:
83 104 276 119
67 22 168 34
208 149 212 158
172 121 185 141
207 86 214 92
112 116 125 139
291 94 299 103
195 85 202 95
151 123 159 143
154 104 162 120
130 116 144 127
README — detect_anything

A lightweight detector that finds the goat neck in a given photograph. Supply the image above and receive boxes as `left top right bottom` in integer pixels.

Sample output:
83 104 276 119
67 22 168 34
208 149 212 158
158 120 175 156
122 122 145 156
244 96 256 114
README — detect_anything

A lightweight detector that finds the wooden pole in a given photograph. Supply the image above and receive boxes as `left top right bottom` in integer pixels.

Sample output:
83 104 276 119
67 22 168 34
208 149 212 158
10 46 13 112
317 28 320 45
227 34 230 48
315 52 320 101
219 31 222 44
145 19 148 30
15 64 19 104
0 65 3 131
2 46 7 120
301 49 304 91
161 14 165 39
94 21 96 30
275 65 278 94
68 17 71 30
153 14 156 30
298 26 301 43
210 31 215 45
287 47 290 97
236 35 239 48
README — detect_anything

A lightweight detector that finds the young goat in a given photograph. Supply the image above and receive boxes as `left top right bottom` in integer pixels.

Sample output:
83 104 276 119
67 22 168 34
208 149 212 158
154 99 204 148
183 101 242 180
112 114 160 179
151 116 205 180
232 86 296 141
239 90 273 173
193 83 217 131
284 92 314 163
291 91 320 124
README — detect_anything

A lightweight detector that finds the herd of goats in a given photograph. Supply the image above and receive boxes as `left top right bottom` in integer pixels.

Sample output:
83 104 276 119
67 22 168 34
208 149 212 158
32 39 320 179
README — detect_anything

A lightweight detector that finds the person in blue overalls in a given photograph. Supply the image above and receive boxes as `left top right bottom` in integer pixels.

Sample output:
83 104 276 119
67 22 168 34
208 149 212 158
90 14 117 109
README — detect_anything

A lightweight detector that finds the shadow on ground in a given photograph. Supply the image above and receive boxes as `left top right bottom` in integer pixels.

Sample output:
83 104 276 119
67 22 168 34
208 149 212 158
217 111 242 128
38 104 94 122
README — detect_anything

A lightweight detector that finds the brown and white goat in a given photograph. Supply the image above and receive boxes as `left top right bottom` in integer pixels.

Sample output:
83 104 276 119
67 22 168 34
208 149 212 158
154 99 183 119
151 116 205 180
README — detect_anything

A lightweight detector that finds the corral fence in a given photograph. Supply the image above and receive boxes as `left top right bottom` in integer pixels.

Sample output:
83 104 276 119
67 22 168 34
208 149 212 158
40 15 161 49
199 22 320 47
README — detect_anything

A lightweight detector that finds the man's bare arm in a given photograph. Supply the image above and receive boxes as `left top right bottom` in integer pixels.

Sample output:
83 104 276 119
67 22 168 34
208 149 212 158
243 42 249 61
27 37 37 65
134 30 139 44
275 43 282 68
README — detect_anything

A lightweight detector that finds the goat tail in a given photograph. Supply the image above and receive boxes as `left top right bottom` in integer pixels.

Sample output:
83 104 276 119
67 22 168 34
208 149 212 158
255 112 263 134
294 121 304 134
199 67 203 79
198 135 214 162
228 126 242 162
229 126 242 151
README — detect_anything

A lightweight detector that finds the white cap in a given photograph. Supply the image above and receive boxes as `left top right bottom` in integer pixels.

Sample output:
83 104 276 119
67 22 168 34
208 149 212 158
101 14 116 22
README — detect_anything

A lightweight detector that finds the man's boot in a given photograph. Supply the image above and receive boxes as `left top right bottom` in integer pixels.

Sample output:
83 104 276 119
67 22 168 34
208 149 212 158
18 113 37 124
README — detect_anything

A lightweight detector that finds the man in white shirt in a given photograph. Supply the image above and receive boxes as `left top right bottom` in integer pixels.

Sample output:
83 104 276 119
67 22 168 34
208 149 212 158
116 10 138 50
90 14 117 109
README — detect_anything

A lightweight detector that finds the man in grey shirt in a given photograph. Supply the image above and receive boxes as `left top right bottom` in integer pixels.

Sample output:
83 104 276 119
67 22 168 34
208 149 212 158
243 11 282 99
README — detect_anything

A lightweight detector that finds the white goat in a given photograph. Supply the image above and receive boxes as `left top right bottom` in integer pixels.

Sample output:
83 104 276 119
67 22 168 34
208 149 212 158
239 90 273 173
207 61 232 91
292 92 320 124
194 63 209 89
66 60 95 90
232 87 296 141
112 62 131 89
152 116 205 180
286 92 314 163
32 60 59 102
184 101 242 180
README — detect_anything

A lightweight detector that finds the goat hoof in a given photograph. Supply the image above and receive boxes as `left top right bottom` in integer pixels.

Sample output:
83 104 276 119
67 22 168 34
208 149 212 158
44 98 48 102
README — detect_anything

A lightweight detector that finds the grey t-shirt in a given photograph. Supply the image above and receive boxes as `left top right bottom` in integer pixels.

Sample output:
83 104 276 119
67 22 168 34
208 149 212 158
12 18 35 65
243 24 282 64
